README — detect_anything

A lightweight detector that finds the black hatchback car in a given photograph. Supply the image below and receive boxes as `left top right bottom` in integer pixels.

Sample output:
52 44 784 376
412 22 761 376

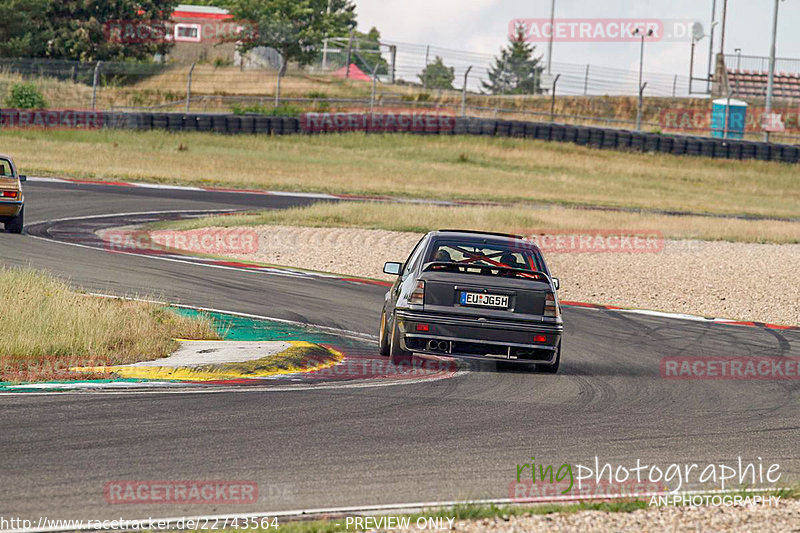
379 230 563 372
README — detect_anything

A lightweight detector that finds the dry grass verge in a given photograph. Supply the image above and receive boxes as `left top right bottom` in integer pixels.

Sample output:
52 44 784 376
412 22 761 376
0 267 219 382
2 129 798 218
157 202 800 244
145 212 800 325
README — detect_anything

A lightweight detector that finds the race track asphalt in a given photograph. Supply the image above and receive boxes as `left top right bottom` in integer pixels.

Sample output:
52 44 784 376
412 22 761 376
0 180 798 522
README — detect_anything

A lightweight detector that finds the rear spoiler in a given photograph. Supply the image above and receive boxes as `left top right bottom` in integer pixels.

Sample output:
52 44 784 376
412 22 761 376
422 261 551 283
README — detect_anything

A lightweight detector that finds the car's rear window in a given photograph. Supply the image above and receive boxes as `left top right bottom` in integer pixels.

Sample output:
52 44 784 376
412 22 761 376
0 159 13 178
427 240 543 272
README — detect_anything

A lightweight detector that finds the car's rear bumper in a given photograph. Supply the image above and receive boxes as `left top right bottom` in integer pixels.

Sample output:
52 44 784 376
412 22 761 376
0 201 23 218
395 309 562 365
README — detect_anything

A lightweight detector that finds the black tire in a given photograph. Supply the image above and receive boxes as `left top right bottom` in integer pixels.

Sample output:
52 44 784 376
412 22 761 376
539 343 561 374
152 114 168 130
5 206 23 234
378 310 390 357
389 315 412 365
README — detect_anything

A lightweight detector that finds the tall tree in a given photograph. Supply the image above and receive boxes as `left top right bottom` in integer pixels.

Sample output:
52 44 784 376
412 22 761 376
318 26 387 75
419 56 454 90
482 23 543 95
0 0 50 57
354 27 388 76
227 0 356 75
226 0 356 101
45 0 178 62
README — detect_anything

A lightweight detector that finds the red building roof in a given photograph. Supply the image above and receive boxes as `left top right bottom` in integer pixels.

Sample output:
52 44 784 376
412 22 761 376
173 4 232 20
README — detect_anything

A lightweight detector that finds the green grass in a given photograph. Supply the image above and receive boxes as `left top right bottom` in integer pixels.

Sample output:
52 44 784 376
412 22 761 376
234 501 650 533
150 201 800 244
210 485 800 533
0 267 219 382
2 129 798 219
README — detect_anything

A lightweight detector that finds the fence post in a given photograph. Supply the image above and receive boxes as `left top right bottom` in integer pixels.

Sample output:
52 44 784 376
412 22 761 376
423 45 430 89
370 63 379 114
672 74 677 97
275 56 286 107
91 61 102 110
389 45 397 84
636 81 647 130
583 64 589 96
461 66 473 117
550 74 561 122
345 33 353 78
185 62 196 113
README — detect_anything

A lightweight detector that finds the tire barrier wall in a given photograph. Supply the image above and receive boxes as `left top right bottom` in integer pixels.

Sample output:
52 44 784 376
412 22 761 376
2 109 798 163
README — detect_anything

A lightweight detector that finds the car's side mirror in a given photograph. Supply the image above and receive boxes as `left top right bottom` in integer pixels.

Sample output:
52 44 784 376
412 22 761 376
552 278 560 290
383 262 402 275
18 175 26 182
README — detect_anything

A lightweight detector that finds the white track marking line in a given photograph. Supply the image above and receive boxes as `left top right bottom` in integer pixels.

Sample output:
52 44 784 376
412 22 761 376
611 308 717 322
0 295 460 395
28 209 235 225
2 488 779 533
0 374 461 395
26 201 794 331
85 293 378 342
265 190 340 199
27 176 70 184
26 210 360 281
29 176 339 199
26 232 313 280
127 183 206 191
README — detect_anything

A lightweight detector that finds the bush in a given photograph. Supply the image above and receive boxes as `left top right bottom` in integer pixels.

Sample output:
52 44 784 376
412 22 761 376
5 82 48 109
230 103 302 117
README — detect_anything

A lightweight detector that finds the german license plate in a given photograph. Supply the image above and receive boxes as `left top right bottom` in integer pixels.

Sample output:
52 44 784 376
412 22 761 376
460 291 509 308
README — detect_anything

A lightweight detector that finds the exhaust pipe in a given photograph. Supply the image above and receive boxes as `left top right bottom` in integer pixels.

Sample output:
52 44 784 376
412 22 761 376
426 340 450 353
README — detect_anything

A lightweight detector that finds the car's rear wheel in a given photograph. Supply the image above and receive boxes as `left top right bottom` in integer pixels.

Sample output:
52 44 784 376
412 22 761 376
389 316 412 366
5 206 23 234
539 343 561 374
378 310 390 356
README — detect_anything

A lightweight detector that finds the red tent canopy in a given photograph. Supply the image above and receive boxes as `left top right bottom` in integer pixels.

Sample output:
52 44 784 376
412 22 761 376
333 64 372 81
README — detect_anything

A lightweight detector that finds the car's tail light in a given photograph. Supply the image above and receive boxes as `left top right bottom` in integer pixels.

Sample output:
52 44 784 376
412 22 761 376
544 293 560 317
410 281 425 305
1 191 17 198
415 323 430 332
533 334 547 343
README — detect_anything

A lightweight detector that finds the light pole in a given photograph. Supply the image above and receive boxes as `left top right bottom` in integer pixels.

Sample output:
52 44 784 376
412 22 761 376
690 22 717 94
734 48 742 96
461 66 473 117
719 0 728 55
546 0 555 74
707 0 717 93
633 27 653 130
764 0 780 142
321 0 333 71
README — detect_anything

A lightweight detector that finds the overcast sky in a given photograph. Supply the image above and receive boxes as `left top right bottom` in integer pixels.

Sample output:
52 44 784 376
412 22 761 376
355 0 800 76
